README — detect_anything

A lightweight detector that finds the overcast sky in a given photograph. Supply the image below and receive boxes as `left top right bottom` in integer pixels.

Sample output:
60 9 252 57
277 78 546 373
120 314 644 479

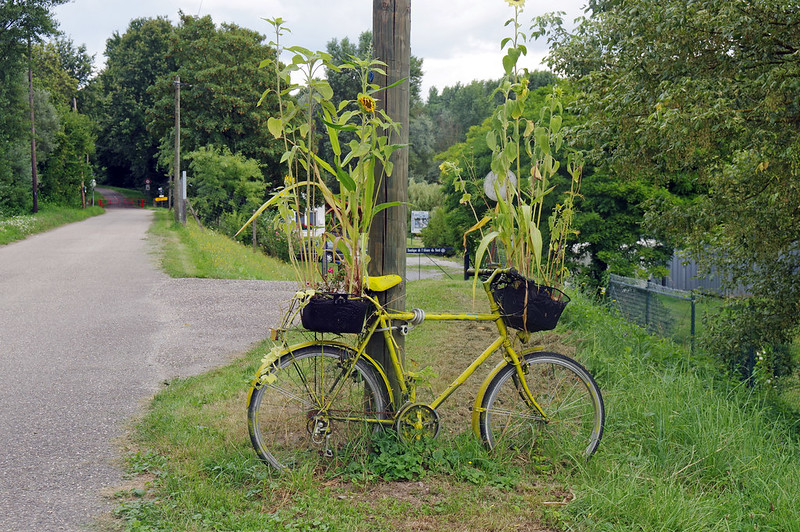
53 0 588 96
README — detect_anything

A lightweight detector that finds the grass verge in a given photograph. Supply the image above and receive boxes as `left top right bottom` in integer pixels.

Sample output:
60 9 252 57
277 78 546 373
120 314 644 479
0 205 104 245
148 210 296 280
97 185 147 199
115 221 800 531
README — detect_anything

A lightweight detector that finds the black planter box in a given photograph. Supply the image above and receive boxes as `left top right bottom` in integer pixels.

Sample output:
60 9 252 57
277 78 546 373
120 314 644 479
300 293 371 334
490 270 569 332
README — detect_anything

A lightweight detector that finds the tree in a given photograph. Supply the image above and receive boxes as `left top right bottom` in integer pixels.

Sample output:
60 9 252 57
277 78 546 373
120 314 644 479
426 72 556 156
0 0 67 59
39 109 94 206
95 17 175 188
147 14 284 191
185 145 265 235
0 65 29 215
542 0 800 364
575 173 672 282
0 0 69 212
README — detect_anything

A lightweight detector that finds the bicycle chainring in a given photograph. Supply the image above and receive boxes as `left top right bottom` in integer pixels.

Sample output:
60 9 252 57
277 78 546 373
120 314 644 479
394 402 440 443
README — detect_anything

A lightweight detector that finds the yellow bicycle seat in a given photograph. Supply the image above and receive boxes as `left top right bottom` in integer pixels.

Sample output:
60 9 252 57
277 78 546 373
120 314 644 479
366 274 403 292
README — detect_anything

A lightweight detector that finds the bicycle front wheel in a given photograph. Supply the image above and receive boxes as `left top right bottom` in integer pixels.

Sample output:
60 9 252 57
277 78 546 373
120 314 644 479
479 352 604 461
248 345 389 471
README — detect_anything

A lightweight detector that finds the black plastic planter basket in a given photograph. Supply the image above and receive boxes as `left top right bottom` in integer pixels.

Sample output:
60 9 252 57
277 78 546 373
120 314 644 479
300 293 372 334
490 269 569 332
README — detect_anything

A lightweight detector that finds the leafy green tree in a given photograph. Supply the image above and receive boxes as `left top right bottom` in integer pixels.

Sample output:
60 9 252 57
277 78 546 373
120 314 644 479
407 112 436 182
408 178 443 213
96 16 174 188
426 71 556 156
542 0 800 364
185 145 265 235
0 0 67 58
575 173 672 282
0 0 68 213
0 70 29 215
39 110 94 206
32 37 92 108
148 14 283 190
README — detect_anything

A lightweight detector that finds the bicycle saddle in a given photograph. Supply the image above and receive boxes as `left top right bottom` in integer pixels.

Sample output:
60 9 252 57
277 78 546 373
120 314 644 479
366 274 403 292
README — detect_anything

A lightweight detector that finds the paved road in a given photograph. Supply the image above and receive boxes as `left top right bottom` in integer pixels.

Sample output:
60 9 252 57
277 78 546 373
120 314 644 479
0 209 294 531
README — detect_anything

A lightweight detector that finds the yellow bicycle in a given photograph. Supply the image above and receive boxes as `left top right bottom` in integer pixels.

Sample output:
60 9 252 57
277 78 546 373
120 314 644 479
247 268 604 471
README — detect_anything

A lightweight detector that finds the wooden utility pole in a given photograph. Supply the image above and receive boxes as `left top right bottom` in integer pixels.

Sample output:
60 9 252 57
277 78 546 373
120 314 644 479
172 75 182 220
369 0 410 398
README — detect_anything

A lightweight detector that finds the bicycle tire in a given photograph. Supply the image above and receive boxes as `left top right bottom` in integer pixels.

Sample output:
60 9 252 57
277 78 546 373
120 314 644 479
479 351 604 461
248 345 389 471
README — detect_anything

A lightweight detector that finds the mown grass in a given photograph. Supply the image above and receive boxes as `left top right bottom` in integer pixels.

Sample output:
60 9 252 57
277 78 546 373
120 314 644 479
98 185 147 199
115 221 800 531
0 205 105 245
148 210 296 281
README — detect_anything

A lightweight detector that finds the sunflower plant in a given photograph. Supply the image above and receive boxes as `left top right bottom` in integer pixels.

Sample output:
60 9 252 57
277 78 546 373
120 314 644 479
460 0 582 291
238 18 404 295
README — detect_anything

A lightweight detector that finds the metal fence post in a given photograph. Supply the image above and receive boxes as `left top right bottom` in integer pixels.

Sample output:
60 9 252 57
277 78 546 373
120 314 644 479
690 294 696 356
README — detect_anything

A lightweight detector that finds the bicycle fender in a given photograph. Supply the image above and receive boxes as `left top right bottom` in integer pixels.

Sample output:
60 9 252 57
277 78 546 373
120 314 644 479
470 346 546 438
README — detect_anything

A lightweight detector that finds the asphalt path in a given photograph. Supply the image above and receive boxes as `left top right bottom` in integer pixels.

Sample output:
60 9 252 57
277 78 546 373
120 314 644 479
0 209 294 531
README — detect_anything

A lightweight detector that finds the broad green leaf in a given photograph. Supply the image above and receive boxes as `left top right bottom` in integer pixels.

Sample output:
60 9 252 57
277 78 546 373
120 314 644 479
486 131 498 151
316 80 334 101
327 124 341 156
534 127 550 155
267 117 282 139
373 201 407 216
472 230 501 295
510 99 523 120
312 153 336 177
530 222 543 265
336 168 356 192
504 142 518 164
550 115 562 134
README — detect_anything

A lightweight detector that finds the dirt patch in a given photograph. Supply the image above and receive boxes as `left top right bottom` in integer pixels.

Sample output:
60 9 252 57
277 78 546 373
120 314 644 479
329 478 564 531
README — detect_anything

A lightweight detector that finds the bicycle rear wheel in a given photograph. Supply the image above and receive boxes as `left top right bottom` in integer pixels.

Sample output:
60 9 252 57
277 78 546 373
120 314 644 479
248 345 389 471
479 352 604 461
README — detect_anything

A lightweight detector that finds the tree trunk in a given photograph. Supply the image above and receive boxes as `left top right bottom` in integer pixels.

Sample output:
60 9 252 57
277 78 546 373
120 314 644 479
28 39 39 214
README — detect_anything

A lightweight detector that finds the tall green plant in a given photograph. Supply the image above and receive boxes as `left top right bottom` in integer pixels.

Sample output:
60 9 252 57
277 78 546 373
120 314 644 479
460 0 582 290
238 18 403 295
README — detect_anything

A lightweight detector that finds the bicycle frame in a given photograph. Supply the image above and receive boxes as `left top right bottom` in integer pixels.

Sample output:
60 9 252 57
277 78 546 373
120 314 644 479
349 268 550 431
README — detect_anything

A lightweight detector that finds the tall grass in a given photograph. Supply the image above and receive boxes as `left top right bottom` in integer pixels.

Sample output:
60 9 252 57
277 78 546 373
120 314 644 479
0 205 104 245
559 295 800 530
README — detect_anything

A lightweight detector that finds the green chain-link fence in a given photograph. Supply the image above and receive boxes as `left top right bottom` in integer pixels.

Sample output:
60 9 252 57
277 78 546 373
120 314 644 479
607 274 722 354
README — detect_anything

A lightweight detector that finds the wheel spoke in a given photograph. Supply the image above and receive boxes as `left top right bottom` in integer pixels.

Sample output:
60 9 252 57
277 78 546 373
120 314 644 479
248 346 387 471
480 352 604 461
